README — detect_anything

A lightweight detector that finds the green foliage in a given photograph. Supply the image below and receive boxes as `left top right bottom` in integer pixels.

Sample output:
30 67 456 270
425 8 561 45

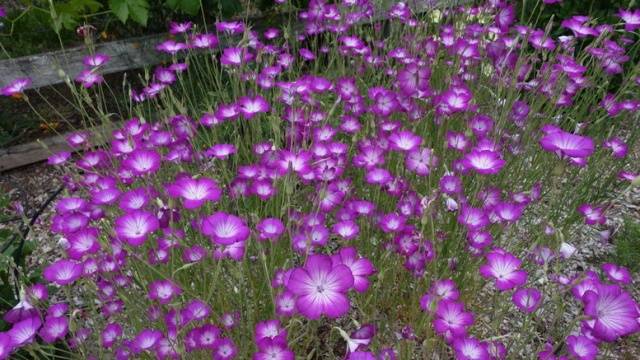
50 0 103 32
109 0 150 26
612 217 640 272
164 0 201 15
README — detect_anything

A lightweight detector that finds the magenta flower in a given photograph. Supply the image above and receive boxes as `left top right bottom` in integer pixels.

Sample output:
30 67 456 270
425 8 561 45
332 220 360 240
0 333 13 359
83 53 110 67
167 176 222 209
131 328 162 353
603 137 628 158
201 212 250 245
213 338 238 359
221 47 251 66
43 259 83 285
582 284 640 342
148 279 182 304
332 247 376 292
539 127 595 158
239 95 270 119
452 336 490 360
406 147 437 176
254 319 287 345
601 263 632 284
1 78 31 96
100 323 122 348
123 149 161 176
512 288 542 313
169 21 192 34
619 9 640 31
75 69 104 88
286 254 354 319
462 150 505 175
479 250 528 291
8 316 41 347
253 338 294 360
577 204 606 225
256 218 285 242
191 33 219 49
457 206 489 230
566 335 598 360
433 300 474 337
38 316 68 343
156 40 187 54
115 210 159 246
388 130 422 152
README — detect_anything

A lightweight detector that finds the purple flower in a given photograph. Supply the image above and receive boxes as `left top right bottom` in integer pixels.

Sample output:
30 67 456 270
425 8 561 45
388 130 422 152
406 147 437 176
201 212 250 245
462 150 505 175
619 9 640 31
148 279 182 304
433 300 474 336
43 259 83 285
582 284 640 342
286 254 354 319
332 220 360 240
0 333 13 359
115 210 159 246
239 95 270 119
566 335 598 360
256 218 285 242
457 206 489 230
167 176 222 209
577 204 606 225
213 338 238 359
101 323 122 348
38 316 68 343
452 336 490 360
332 247 376 292
1 78 31 96
123 149 162 176
479 250 528 291
131 328 162 353
601 263 632 284
8 316 41 347
539 126 595 158
83 53 110 67
75 69 104 88
169 21 192 34
253 338 294 360
156 40 187 54
512 288 542 313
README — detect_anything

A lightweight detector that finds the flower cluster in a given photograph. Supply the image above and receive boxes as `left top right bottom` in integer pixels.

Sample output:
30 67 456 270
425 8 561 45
1 0 639 359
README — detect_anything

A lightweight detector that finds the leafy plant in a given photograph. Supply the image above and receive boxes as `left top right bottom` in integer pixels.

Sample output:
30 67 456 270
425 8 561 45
612 217 640 272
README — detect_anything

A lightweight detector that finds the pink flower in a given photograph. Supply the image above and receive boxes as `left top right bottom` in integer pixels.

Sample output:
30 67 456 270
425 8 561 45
539 127 594 158
123 149 162 176
148 279 182 304
166 176 222 209
479 250 528 291
75 69 104 88
601 263 632 284
582 284 640 342
83 54 110 67
331 247 376 292
38 316 68 343
286 254 354 319
388 130 422 152
43 259 83 285
253 338 294 360
512 288 542 313
256 218 285 242
566 335 598 360
619 9 640 31
433 300 474 336
238 95 270 119
169 21 192 34
201 212 250 245
462 150 505 175
156 40 187 54
1 78 31 96
131 329 162 353
452 336 490 360
0 333 13 359
8 316 41 347
577 204 606 225
114 210 159 246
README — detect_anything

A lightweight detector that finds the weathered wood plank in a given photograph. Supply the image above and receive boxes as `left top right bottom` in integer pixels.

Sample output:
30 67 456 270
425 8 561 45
0 124 114 172
0 34 169 90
